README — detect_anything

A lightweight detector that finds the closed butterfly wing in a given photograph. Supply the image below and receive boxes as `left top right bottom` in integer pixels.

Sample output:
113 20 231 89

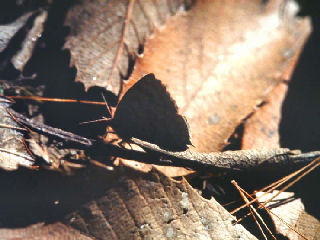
111 74 191 151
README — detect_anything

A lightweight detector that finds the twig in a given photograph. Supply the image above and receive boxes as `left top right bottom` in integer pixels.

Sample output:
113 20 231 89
132 138 320 171
7 95 106 105
256 193 309 240
233 180 308 240
8 110 94 146
232 180 276 240
230 157 320 215
5 109 320 172
0 123 27 131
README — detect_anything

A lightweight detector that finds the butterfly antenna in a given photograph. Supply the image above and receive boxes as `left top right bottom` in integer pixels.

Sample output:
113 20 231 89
101 93 113 117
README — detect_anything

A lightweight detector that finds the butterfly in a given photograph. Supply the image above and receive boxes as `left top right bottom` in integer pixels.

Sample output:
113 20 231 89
107 73 192 152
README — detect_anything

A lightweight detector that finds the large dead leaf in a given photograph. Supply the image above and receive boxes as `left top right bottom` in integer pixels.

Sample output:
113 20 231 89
64 0 193 94
126 0 311 152
0 166 256 239
64 167 257 239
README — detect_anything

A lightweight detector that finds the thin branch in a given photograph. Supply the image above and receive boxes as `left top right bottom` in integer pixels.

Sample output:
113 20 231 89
6 96 106 105
230 157 320 215
232 180 309 239
132 138 320 171
0 123 27 131
5 109 320 173
258 197 309 240
8 110 94 146
232 180 276 240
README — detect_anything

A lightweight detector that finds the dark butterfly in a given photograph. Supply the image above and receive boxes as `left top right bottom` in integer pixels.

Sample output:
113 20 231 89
110 73 192 151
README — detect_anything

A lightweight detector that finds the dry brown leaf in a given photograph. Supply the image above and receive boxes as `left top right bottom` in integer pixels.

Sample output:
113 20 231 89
256 191 320 240
119 158 195 177
0 98 34 170
12 10 47 71
0 10 47 73
153 165 195 177
241 82 288 149
126 0 311 152
0 222 91 240
64 0 193 94
0 12 32 52
0 166 256 239
62 167 257 239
